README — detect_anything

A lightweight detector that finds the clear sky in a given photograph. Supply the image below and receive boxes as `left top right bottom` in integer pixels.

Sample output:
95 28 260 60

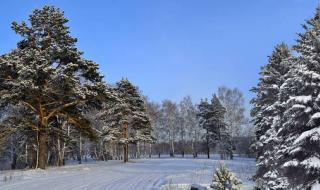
0 0 318 109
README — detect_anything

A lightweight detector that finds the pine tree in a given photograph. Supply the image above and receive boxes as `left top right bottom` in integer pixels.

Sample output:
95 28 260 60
251 43 292 189
197 95 230 159
211 95 232 160
211 162 242 190
0 6 106 169
276 9 320 189
197 98 215 159
105 78 153 162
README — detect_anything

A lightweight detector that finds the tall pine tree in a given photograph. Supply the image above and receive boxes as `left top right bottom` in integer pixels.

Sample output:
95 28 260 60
105 78 153 162
0 6 106 169
276 9 320 189
197 95 231 159
211 95 232 160
251 43 293 189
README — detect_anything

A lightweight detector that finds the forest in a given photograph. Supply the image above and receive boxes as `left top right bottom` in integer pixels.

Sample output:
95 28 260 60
0 4 320 190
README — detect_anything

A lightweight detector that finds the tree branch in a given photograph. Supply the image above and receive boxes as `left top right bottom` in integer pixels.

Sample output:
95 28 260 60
46 100 86 120
21 101 38 113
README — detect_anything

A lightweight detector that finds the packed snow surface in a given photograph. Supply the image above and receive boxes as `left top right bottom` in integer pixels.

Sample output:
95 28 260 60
0 156 255 190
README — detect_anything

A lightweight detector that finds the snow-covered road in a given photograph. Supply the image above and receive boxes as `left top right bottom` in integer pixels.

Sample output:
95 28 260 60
0 157 256 190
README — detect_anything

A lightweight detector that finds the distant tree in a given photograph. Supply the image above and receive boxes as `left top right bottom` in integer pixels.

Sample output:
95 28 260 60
103 79 152 162
0 6 106 169
161 100 178 157
144 98 161 157
217 86 246 139
211 95 232 159
197 95 231 159
180 96 199 158
197 98 214 159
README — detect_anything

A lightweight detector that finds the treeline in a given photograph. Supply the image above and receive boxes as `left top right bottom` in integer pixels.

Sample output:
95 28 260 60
251 8 320 190
145 86 254 159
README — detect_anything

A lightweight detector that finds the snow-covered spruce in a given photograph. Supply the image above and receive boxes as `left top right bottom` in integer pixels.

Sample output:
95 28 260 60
251 43 293 189
276 8 320 189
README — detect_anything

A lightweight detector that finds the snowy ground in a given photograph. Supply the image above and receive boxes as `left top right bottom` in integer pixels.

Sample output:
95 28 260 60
0 156 256 190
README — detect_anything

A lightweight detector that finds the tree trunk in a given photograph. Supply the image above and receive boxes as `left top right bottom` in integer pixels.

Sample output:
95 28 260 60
57 138 63 166
25 143 28 167
123 123 129 162
171 139 175 157
11 153 17 170
137 141 140 159
78 132 82 164
181 127 184 158
104 143 108 161
143 142 146 158
123 144 128 162
58 123 69 166
149 144 152 158
191 140 195 158
169 129 175 157
206 129 210 159
38 131 47 169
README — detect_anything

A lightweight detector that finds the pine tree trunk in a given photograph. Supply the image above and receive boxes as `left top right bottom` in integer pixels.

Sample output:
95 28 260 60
149 144 152 158
123 144 128 162
11 152 17 170
38 131 47 169
123 123 129 162
191 140 195 158
25 143 28 166
57 138 62 166
79 132 82 164
143 142 146 158
137 142 140 159
206 129 210 159
104 143 108 161
171 139 175 157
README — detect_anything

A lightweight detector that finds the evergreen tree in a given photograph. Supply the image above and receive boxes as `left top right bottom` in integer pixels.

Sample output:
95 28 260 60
197 95 230 159
0 6 106 169
106 78 153 162
276 9 320 189
197 98 215 159
251 43 292 189
211 95 232 160
211 162 242 190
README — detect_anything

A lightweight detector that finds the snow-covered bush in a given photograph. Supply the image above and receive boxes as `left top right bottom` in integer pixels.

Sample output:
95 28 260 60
210 162 242 190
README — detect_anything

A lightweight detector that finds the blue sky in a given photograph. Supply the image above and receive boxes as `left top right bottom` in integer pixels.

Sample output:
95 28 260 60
0 0 318 109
